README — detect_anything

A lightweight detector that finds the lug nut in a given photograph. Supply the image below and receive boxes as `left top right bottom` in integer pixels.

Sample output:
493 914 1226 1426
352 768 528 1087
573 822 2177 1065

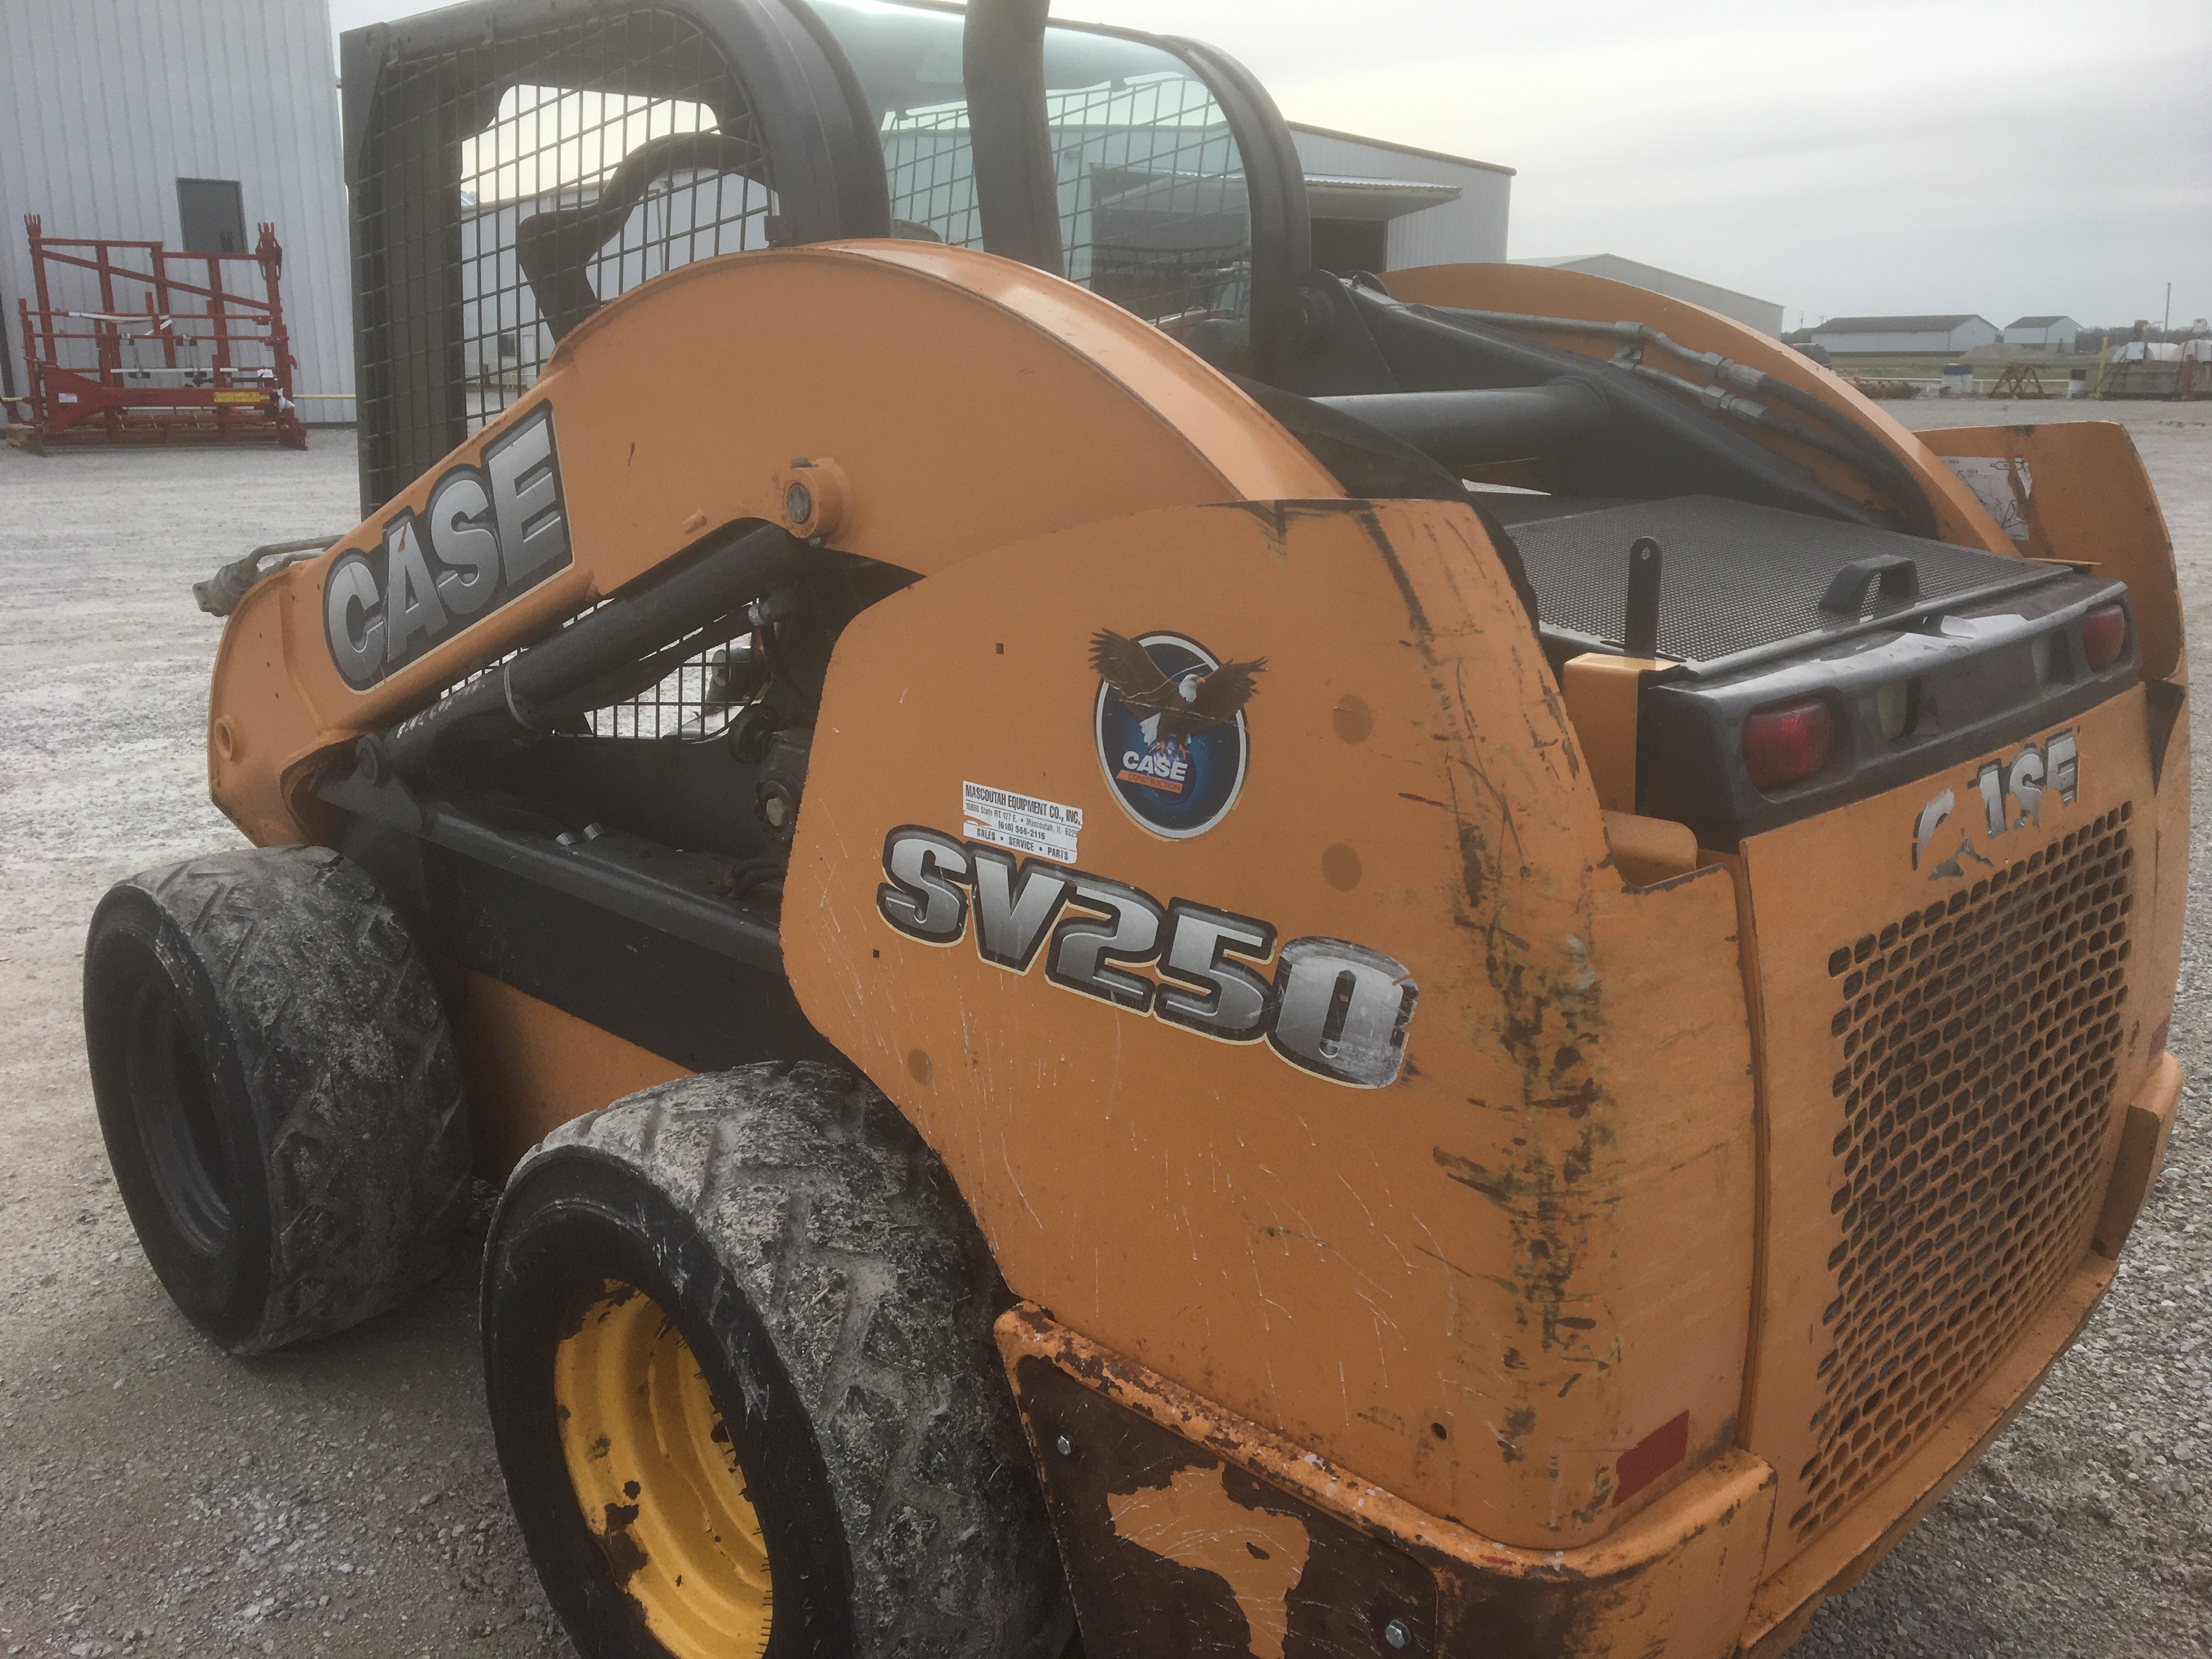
1383 1617 1409 1650
1055 1435 1074 1457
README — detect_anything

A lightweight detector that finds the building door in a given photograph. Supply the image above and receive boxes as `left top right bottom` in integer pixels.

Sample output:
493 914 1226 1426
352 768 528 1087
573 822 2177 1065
177 179 246 254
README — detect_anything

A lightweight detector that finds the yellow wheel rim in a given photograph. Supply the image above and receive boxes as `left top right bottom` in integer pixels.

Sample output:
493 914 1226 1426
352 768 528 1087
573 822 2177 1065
554 1279 774 1658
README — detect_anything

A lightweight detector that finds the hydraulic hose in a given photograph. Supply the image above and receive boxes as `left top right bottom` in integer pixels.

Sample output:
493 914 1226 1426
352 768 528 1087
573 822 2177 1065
366 522 806 781
1408 304 1938 536
1620 361 1919 493
194 535 342 617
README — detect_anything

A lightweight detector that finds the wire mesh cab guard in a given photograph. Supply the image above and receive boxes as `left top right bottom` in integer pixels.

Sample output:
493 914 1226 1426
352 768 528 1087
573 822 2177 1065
340 0 1310 518
340 0 881 515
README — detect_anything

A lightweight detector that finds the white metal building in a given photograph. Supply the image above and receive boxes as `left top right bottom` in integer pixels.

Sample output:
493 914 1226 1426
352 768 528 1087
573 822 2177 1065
1510 254 1785 337
1808 314 2000 355
2005 315 2081 351
1289 124 1513 274
0 0 354 422
0 5 1518 427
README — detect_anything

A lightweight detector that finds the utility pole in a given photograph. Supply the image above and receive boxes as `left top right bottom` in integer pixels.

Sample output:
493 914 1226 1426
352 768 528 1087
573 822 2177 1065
2165 281 2173 338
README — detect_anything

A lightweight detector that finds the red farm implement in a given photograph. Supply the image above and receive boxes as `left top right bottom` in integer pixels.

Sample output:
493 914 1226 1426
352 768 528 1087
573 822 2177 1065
12 215 307 453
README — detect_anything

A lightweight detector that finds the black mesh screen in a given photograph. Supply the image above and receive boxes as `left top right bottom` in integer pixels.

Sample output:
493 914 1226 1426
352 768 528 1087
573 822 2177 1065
1504 495 2045 668
436 606 754 741
353 9 774 511
586 637 754 740
1796 805 2134 1539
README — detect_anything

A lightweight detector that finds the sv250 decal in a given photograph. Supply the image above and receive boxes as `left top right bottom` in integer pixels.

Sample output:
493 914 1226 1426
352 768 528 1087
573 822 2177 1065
325 405 572 690
876 827 1418 1088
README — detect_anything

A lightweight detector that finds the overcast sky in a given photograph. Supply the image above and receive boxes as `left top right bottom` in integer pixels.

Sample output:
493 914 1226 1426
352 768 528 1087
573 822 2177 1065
331 0 2211 331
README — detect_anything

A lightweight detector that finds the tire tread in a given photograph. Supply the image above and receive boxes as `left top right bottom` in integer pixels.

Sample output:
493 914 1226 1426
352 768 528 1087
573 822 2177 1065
126 845 469 1351
526 1063 1058 1658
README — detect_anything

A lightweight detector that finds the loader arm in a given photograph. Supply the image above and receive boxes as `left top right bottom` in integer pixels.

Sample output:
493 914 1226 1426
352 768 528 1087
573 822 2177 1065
205 241 1336 848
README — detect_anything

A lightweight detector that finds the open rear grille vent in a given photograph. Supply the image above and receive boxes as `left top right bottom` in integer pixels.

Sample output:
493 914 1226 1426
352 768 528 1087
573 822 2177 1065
1793 805 2134 1538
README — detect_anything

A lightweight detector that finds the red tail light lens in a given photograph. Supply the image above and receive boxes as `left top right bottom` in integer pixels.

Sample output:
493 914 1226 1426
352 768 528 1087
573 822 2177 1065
2081 603 2129 671
1741 698 1836 792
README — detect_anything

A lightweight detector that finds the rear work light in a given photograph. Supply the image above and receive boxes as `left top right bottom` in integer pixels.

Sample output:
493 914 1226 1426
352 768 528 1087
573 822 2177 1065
2081 603 2129 671
1742 698 1836 792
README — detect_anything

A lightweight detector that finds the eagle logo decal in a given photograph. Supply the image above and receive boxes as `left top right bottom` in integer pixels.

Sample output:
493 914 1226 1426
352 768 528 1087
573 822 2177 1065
1090 629 1262 838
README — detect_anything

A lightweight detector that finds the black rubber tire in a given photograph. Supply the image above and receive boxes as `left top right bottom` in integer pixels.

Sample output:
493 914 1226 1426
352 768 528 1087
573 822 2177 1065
82 844 470 1354
483 1062 1066 1659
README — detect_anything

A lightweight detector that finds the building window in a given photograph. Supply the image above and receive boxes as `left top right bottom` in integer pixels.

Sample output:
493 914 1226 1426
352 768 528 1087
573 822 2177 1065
176 178 247 255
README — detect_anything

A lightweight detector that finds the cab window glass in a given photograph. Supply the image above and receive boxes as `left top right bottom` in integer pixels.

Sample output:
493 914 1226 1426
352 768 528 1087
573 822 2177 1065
812 0 1251 352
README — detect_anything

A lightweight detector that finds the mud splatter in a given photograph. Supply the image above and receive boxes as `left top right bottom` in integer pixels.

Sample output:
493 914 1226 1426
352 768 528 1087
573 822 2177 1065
596 1500 647 1585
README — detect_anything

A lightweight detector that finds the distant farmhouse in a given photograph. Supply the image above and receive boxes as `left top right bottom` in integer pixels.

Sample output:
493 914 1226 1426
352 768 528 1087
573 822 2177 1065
1509 254 1784 336
1809 314 2000 354
2005 315 2081 351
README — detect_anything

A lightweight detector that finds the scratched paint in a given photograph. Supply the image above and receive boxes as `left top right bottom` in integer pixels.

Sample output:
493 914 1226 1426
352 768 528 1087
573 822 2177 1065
792 495 1759 1549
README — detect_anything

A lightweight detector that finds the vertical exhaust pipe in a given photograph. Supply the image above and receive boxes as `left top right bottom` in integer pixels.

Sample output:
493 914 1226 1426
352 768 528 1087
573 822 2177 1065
963 0 1064 278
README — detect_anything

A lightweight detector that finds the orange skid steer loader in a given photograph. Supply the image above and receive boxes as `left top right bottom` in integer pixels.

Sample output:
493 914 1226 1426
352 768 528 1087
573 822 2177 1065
81 1 2187 1655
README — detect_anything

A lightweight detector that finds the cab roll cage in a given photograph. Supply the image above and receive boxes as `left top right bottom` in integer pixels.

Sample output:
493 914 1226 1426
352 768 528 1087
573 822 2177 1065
337 0 1927 545
338 0 1314 516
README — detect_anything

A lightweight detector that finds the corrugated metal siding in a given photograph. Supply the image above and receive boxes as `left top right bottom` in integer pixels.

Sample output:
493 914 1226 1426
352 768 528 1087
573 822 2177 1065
1807 321 2002 354
0 0 354 422
1289 129 1510 269
1808 331 1953 354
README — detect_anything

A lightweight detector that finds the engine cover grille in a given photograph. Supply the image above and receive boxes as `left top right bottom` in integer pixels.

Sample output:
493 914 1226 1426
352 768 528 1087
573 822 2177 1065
1791 804 2134 1538
1498 494 2051 670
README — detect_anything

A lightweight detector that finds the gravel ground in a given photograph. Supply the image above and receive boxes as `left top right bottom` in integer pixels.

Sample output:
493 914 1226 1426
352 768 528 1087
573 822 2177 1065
0 402 2207 1658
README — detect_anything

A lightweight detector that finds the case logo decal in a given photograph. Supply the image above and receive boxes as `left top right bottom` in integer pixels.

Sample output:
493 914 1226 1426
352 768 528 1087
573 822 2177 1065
1090 630 1261 838
324 405 572 690
1912 728 2078 879
877 827 1418 1088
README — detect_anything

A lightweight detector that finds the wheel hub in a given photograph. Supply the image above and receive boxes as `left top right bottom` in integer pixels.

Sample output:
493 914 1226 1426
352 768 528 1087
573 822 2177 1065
554 1279 774 1658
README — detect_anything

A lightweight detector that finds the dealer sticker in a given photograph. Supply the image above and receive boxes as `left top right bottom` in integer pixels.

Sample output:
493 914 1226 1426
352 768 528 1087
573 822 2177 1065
963 781 1081 865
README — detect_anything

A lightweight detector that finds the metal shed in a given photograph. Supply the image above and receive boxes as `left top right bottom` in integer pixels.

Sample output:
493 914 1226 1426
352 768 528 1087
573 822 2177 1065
2006 315 2081 351
1807 314 2001 355
1287 123 1512 275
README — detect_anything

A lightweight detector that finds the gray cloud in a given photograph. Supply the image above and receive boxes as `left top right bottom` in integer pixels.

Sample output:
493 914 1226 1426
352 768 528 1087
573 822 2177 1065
1097 0 2211 328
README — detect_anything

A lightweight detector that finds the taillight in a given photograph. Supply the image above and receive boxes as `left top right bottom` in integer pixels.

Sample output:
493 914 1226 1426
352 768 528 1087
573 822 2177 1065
1742 698 1835 791
2081 603 2128 671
